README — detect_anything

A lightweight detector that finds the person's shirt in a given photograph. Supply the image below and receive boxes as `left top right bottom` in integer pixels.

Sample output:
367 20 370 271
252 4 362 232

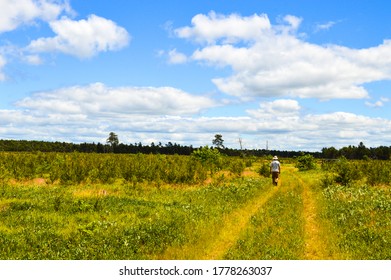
270 160 280 172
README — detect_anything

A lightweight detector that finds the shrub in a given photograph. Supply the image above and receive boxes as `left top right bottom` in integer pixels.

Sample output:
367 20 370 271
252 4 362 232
191 146 223 172
258 162 270 177
334 157 362 186
320 173 336 189
295 154 316 171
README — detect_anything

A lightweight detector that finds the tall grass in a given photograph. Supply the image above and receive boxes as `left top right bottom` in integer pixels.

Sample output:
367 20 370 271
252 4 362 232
322 183 391 259
1 153 390 260
0 174 268 259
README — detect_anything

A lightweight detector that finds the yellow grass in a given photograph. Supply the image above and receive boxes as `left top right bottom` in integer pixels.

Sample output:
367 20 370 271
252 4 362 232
73 188 109 198
287 168 344 260
158 174 278 260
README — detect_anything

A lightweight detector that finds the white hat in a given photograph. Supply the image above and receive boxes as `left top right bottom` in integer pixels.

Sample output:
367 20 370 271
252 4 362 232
273 156 278 160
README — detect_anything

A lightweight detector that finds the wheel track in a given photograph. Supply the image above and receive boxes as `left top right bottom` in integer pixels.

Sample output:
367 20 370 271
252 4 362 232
160 165 335 260
158 178 279 260
202 183 279 260
287 168 331 259
205 166 337 260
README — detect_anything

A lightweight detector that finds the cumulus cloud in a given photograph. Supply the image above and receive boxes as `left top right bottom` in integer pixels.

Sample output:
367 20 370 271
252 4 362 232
0 1 129 77
247 99 301 119
16 83 216 116
175 11 271 44
163 49 188 64
167 48 188 64
303 112 387 141
174 12 391 100
27 15 130 58
2 83 217 144
0 0 71 33
6 79 390 150
3 94 391 150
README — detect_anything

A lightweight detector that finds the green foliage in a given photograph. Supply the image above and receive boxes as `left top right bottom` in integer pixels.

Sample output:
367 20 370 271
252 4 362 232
0 152 209 185
362 160 391 186
0 150 253 187
333 157 363 186
1 151 390 260
319 157 389 187
319 158 391 259
258 162 270 177
212 134 225 149
227 158 246 176
322 184 391 259
192 146 220 162
295 154 316 171
106 132 119 146
0 176 268 259
320 173 336 189
191 146 223 172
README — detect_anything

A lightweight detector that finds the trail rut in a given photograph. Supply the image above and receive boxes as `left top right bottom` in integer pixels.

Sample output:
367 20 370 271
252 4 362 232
203 184 279 259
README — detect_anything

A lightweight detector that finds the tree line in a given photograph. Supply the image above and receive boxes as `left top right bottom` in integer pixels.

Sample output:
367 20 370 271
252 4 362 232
322 142 391 160
0 138 312 157
0 138 390 160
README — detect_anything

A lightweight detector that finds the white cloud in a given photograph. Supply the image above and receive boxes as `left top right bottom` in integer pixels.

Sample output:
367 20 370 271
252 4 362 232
276 15 303 34
0 1 128 78
365 97 390 108
23 54 43 65
27 15 130 58
365 100 384 108
175 11 271 44
247 99 301 118
303 112 390 142
167 48 188 64
2 91 391 150
0 0 71 33
174 12 391 100
16 83 216 116
314 21 338 32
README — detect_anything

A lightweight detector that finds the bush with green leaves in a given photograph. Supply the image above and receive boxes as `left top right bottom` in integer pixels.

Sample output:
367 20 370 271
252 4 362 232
333 157 363 186
321 157 365 187
295 154 316 171
258 162 270 177
191 146 223 171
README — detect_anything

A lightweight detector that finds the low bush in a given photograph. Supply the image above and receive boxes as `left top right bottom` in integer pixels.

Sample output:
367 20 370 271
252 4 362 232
295 154 317 171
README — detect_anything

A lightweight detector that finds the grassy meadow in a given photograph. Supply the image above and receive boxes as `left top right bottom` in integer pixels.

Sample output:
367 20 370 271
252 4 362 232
0 152 390 259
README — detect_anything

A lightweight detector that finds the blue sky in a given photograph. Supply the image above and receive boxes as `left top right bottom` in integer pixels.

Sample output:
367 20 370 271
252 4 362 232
1 0 391 151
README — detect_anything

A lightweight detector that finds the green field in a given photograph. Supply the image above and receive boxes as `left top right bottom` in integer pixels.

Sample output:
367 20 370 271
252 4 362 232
0 152 390 259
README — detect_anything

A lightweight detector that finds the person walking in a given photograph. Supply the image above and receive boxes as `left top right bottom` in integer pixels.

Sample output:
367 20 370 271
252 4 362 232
270 156 281 186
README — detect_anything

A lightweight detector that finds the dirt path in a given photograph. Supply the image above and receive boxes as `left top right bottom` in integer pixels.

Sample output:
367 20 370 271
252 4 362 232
287 169 328 259
159 175 279 260
284 166 341 260
207 165 332 260
202 183 279 260
161 165 334 260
